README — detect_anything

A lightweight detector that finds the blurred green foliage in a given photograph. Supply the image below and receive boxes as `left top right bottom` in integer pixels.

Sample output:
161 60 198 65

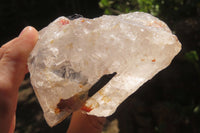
99 0 200 20
99 0 159 15
185 50 200 76
185 50 199 63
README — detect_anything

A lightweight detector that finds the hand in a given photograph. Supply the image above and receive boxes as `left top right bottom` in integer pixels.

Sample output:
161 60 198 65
0 26 105 133
0 26 38 133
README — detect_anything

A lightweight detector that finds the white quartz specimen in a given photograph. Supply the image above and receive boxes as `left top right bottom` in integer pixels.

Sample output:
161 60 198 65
28 12 181 127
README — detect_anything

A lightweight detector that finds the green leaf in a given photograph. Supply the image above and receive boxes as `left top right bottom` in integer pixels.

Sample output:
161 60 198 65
185 50 199 63
193 105 200 113
99 0 110 8
104 9 112 15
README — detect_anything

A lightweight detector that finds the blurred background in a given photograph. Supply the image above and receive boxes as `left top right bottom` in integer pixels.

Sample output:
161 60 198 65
0 0 200 133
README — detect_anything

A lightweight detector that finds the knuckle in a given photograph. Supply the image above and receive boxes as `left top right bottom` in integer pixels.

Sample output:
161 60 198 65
0 45 7 59
1 37 26 63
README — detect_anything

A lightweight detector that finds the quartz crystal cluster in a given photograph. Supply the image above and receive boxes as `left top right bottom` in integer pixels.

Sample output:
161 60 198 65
28 12 181 127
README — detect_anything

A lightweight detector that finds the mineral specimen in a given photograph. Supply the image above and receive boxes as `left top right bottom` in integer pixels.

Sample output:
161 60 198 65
28 12 181 127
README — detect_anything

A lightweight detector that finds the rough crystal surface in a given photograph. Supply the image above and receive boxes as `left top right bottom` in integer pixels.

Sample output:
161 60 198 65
28 12 181 127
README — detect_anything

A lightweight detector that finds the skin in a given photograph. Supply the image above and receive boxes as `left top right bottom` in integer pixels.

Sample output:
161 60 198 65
0 26 105 133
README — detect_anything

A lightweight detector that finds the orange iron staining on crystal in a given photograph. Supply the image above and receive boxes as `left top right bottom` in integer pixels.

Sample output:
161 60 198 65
152 59 156 62
81 105 93 112
81 19 85 23
55 108 61 114
60 19 69 25
79 84 83 88
50 40 54 44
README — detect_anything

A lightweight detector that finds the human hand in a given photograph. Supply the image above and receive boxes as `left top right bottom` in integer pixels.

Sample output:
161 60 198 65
0 26 105 133
0 26 38 133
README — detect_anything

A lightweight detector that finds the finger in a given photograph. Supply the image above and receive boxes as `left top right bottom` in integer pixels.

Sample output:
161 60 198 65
8 115 16 133
67 110 106 133
0 26 38 133
0 26 38 91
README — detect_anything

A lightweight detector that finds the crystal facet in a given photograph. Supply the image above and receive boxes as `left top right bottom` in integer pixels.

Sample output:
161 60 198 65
28 12 181 127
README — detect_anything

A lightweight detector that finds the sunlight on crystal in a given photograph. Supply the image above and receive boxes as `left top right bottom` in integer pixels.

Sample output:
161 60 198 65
28 12 181 127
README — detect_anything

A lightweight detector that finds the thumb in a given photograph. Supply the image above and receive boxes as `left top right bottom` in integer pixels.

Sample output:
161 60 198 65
0 26 38 89
0 26 38 133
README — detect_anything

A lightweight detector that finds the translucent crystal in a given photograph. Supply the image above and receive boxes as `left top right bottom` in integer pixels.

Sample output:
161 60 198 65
28 12 181 127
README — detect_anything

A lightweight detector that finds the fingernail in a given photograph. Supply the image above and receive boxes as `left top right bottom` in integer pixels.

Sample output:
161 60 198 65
19 26 33 37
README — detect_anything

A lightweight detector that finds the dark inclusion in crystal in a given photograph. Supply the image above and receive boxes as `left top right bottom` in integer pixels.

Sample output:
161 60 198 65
67 14 83 20
53 65 66 78
52 61 88 85
88 72 117 97
56 91 88 113
56 72 117 113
